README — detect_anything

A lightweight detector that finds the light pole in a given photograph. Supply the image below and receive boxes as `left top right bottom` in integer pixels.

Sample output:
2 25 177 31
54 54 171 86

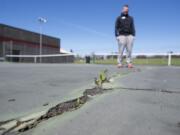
38 17 47 63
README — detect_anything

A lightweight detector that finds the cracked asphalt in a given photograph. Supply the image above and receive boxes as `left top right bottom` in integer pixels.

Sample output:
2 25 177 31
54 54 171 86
0 63 129 121
0 63 180 135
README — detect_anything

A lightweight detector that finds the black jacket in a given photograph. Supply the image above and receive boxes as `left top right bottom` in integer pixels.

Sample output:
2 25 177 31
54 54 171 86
115 13 135 37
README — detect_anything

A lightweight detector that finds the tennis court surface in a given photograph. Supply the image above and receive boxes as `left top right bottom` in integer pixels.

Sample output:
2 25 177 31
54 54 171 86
0 63 180 135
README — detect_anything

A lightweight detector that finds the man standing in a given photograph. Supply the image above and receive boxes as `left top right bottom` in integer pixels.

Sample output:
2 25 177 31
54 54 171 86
115 5 136 68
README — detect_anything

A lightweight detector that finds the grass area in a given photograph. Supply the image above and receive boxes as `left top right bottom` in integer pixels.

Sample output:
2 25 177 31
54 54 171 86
75 58 180 66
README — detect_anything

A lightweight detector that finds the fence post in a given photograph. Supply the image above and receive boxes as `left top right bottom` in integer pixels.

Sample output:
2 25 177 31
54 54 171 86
34 56 37 63
168 51 173 66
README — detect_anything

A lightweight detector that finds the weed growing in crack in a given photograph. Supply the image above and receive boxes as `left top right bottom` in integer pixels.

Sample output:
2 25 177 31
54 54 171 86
94 69 109 88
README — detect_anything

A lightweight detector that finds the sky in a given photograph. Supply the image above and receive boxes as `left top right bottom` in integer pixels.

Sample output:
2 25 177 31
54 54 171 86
1 0 180 55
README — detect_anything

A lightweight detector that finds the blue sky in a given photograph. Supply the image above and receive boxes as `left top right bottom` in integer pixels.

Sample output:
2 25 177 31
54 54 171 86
1 0 180 55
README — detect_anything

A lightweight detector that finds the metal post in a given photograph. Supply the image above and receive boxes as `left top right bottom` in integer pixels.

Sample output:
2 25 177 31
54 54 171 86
39 25 42 63
92 52 95 64
168 51 173 66
2 42 5 58
34 56 37 63
10 41 13 62
168 53 171 66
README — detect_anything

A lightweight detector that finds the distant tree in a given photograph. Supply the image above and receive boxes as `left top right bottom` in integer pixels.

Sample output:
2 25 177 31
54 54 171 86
136 55 147 59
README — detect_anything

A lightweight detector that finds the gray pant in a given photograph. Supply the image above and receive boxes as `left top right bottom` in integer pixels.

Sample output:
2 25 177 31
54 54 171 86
117 35 134 64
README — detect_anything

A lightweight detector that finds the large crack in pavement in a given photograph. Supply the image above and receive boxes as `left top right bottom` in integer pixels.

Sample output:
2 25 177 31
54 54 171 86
0 68 125 135
0 86 116 135
2 67 168 135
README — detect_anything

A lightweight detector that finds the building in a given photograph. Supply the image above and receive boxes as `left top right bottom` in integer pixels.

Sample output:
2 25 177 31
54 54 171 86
0 23 74 63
